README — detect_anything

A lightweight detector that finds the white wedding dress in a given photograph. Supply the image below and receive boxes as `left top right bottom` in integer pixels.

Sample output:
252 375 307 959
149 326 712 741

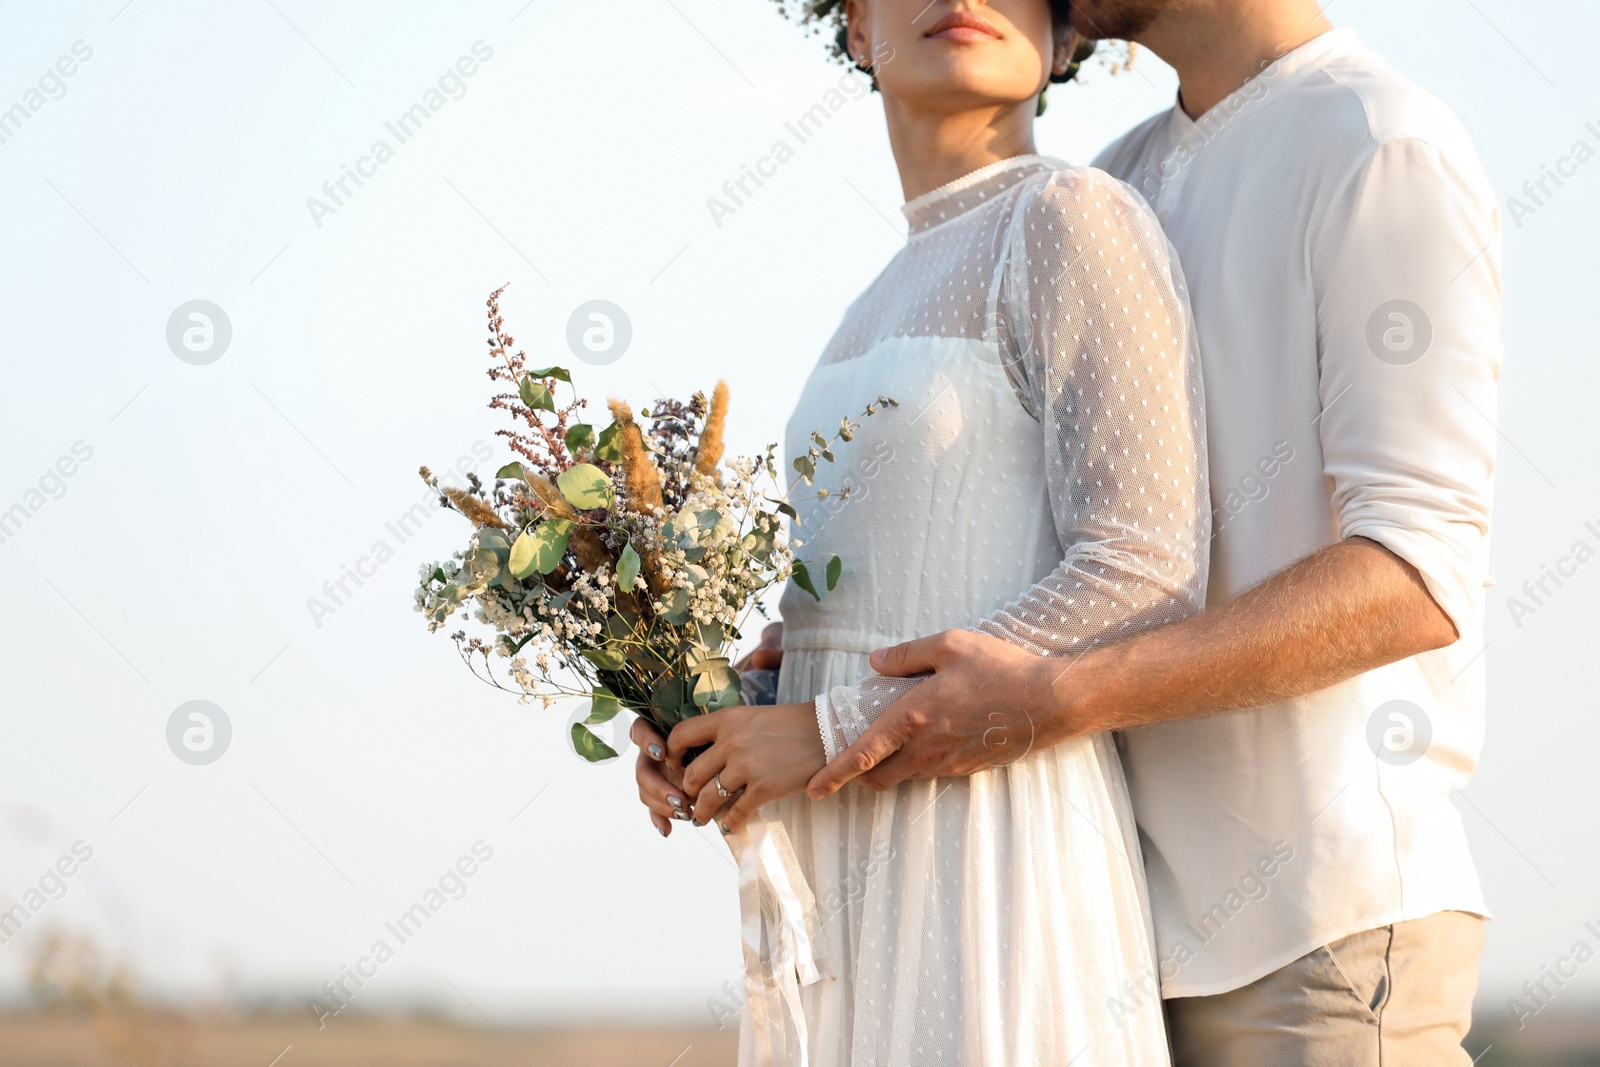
752 157 1209 1066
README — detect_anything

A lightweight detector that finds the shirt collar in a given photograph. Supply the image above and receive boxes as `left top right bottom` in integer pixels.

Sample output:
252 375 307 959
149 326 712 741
901 154 1065 236
1169 27 1360 141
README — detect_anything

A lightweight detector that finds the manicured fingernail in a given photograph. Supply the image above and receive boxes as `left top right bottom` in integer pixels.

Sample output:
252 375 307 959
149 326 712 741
648 744 663 760
658 825 668 837
673 811 692 821
720 824 731 836
667 795 683 810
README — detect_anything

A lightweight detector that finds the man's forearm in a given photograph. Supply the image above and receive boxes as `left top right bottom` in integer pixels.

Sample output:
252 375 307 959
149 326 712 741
1049 536 1460 736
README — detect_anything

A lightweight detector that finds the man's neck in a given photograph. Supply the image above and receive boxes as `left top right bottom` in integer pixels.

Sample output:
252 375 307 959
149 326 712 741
1135 1 1335 120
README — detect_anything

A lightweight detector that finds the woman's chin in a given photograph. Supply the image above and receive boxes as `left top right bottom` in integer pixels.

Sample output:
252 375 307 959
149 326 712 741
882 57 1045 114
887 79 1041 116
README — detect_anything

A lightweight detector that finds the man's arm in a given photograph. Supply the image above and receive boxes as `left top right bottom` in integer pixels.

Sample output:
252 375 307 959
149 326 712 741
806 535 1456 796
1059 536 1456 726
808 133 1502 798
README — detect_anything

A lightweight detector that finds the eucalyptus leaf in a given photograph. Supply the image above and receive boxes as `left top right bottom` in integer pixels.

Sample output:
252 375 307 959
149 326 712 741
625 637 671 672
595 422 624 462
616 543 641 591
743 528 775 563
825 554 843 592
463 546 501 592
520 378 555 412
792 456 815 484
767 497 799 521
565 423 596 452
693 621 726 651
571 722 619 762
495 461 525 480
585 688 622 724
583 647 626 671
693 663 741 710
509 532 538 580
683 642 713 670
687 654 730 677
660 588 692 626
528 365 572 383
478 528 511 560
791 560 820 601
649 676 693 724
526 519 573 574
556 463 612 510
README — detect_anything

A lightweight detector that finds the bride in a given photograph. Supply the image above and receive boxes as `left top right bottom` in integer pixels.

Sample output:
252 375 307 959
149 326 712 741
634 1 1208 1062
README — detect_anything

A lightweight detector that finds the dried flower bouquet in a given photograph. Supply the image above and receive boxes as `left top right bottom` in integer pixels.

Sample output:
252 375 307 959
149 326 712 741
416 286 894 760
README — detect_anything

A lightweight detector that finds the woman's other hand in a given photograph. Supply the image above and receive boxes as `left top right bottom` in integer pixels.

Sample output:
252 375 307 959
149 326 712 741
631 717 692 837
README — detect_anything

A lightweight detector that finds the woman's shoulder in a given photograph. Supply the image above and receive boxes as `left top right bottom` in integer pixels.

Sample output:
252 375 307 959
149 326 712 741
1004 160 1171 265
1012 161 1162 234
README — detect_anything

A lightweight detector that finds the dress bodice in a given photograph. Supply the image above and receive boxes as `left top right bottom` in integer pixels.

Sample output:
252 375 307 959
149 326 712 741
778 334 1060 653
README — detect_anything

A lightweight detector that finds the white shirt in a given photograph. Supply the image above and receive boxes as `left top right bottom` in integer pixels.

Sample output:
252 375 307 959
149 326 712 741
1094 28 1501 998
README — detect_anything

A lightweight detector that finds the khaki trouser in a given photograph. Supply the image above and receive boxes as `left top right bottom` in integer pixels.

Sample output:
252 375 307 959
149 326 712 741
1166 910 1485 1067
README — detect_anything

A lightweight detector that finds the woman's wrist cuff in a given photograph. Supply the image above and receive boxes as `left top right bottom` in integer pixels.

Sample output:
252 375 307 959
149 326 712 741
814 694 839 763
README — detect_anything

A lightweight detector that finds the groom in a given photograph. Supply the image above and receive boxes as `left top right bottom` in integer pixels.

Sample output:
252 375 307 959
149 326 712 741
805 1 1502 1064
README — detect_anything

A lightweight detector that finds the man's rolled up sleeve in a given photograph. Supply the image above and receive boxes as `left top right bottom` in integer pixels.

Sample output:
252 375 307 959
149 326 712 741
1311 137 1503 631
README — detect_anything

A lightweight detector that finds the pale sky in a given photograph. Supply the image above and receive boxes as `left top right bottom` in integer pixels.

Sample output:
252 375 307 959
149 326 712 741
1 0 1598 1030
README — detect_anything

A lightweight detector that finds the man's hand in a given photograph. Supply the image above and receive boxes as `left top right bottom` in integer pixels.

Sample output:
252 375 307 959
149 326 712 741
805 630 1061 798
806 537 1458 799
734 622 784 672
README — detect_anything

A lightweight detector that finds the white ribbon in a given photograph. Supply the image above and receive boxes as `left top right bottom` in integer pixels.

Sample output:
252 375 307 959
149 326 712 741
729 812 827 1067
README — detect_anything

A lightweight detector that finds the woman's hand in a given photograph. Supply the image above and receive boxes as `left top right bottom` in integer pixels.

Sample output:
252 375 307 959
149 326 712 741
631 717 693 837
667 702 824 834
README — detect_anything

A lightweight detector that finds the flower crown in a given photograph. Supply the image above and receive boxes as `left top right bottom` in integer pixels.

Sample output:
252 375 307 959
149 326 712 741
767 1 1117 85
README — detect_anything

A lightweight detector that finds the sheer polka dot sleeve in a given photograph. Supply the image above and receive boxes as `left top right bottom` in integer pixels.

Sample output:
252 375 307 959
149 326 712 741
817 169 1211 755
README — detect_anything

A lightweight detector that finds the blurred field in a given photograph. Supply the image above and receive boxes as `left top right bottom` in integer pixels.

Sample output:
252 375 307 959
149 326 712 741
1 1009 1599 1066
0 932 1592 1067
1469 1013 1600 1067
0 1012 738 1067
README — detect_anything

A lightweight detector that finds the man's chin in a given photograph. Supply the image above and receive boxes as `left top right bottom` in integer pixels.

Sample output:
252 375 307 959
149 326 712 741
1071 0 1170 42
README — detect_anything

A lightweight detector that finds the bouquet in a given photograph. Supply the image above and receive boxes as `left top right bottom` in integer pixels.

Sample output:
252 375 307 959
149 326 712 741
415 286 894 761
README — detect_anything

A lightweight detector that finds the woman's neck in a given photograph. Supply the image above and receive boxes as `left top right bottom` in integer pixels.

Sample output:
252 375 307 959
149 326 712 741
882 96 1040 203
